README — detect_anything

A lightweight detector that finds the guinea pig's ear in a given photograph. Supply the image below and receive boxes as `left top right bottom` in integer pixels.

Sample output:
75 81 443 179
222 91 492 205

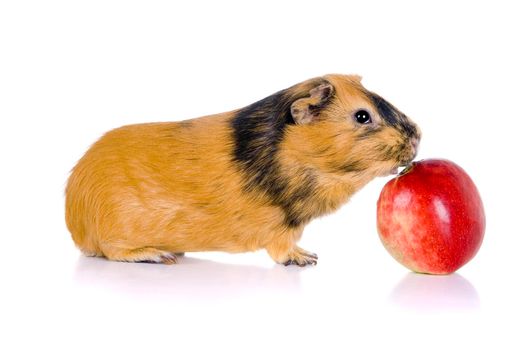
290 83 334 125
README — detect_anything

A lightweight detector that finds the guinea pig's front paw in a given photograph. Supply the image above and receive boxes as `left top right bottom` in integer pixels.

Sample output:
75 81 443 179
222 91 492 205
283 246 318 267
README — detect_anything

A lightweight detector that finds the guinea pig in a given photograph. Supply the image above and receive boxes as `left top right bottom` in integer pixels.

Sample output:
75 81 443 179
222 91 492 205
65 74 421 266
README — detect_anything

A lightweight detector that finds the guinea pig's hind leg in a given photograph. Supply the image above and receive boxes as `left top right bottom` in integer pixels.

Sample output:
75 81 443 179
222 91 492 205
102 245 179 264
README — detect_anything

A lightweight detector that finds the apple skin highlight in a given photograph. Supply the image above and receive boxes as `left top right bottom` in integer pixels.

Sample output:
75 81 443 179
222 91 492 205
377 159 485 275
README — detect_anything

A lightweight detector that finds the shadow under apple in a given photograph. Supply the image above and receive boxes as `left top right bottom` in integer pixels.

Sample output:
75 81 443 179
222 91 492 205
388 272 480 313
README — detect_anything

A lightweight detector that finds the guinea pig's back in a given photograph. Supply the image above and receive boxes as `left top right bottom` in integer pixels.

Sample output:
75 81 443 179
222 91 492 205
65 115 237 254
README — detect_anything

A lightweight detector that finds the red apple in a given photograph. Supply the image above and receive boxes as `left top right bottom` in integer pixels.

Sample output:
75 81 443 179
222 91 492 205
377 159 485 274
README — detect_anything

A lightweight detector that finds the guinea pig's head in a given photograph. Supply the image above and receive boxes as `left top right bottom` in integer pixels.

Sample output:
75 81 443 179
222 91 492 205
285 74 421 179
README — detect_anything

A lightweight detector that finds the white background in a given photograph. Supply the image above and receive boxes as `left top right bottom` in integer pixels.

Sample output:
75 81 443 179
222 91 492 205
1 1 524 349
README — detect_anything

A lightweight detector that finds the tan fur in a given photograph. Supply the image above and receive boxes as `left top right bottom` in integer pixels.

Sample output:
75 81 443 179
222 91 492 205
65 74 420 265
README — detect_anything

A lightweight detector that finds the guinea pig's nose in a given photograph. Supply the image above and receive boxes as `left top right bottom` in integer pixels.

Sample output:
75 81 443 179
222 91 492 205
410 137 419 156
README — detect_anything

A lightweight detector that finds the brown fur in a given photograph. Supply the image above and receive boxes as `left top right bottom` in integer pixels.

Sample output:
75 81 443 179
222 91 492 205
65 74 420 265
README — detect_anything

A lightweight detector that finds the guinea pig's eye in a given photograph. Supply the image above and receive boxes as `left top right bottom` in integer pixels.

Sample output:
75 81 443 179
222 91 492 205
354 110 372 124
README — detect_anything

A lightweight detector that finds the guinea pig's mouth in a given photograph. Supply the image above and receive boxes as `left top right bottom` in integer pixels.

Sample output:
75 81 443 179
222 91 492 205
389 167 400 175
386 162 412 176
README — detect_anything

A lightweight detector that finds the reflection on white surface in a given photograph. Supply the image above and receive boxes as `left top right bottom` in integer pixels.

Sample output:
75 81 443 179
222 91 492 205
389 272 480 312
74 255 303 300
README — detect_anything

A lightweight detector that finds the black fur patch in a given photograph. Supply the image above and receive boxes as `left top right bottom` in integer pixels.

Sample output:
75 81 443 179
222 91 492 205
231 81 331 228
231 90 295 192
366 92 398 126
365 91 417 139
